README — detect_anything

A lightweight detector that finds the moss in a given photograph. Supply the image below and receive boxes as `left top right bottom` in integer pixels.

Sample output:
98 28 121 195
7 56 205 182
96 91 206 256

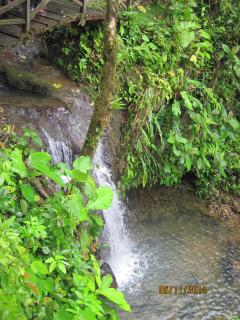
0 64 55 96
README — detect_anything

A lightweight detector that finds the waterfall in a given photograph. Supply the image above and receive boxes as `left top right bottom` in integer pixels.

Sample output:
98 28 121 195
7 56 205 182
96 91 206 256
41 128 72 165
93 142 139 288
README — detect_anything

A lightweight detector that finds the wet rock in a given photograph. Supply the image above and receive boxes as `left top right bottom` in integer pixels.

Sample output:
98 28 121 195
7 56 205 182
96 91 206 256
209 192 240 222
0 64 55 96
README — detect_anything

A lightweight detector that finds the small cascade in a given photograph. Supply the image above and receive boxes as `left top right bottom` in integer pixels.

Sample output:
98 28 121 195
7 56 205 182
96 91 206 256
93 142 139 288
41 128 72 165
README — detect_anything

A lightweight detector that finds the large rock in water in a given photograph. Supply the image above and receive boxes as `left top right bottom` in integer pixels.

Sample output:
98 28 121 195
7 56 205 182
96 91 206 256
0 58 94 164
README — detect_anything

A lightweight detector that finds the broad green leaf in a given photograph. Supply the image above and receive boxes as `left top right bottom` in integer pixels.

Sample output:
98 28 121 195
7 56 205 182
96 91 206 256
49 261 57 273
167 135 175 144
222 44 231 54
97 288 131 312
20 184 40 202
88 187 113 210
172 100 181 117
10 149 28 178
142 34 149 42
70 169 88 182
29 152 64 186
181 91 193 110
31 261 48 275
228 118 239 130
101 274 113 289
73 156 92 173
64 193 89 222
58 262 66 274
181 31 195 48
54 309 72 320
78 308 96 320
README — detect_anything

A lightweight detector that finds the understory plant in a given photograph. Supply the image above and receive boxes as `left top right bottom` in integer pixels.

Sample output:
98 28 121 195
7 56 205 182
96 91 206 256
0 126 130 319
45 0 240 198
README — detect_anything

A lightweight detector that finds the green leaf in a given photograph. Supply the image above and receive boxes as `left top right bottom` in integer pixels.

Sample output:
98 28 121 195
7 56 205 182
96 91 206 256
73 156 92 173
29 152 64 186
31 261 48 275
20 199 28 213
181 91 193 110
185 156 192 171
54 309 72 320
167 135 175 144
222 44 231 54
70 169 88 182
172 100 181 117
142 34 149 42
101 274 113 289
10 149 28 178
58 262 66 274
64 193 89 222
181 31 195 48
77 308 96 320
97 288 131 312
20 184 40 202
0 175 4 186
88 187 113 210
228 118 239 130
49 261 57 273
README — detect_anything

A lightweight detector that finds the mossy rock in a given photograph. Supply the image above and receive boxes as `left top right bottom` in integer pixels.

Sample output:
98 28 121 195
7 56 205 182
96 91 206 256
0 64 55 96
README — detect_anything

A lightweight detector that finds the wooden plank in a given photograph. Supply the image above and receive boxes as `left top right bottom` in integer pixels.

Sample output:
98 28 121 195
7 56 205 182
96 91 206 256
0 18 24 25
0 32 19 46
30 0 50 19
85 13 105 21
33 14 57 27
46 2 79 17
0 24 22 38
50 0 79 12
0 0 25 15
38 10 62 21
30 19 48 32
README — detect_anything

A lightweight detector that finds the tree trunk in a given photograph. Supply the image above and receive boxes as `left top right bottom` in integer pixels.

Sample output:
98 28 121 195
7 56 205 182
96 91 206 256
82 0 119 156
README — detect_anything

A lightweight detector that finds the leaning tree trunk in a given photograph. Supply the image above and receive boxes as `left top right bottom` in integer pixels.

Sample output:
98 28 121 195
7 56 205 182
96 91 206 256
82 0 119 156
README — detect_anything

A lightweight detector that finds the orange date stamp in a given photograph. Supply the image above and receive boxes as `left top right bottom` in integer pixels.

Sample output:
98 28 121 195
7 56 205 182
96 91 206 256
159 285 208 295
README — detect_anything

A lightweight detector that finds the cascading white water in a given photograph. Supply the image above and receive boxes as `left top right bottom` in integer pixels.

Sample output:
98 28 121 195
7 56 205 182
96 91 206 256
41 128 72 165
93 142 139 288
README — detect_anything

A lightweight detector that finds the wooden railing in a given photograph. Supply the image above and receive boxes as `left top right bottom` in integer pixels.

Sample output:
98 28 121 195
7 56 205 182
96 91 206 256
0 0 86 33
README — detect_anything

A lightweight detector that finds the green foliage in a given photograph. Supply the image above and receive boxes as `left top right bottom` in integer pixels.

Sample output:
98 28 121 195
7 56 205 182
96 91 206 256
46 0 239 198
117 0 240 197
0 127 130 319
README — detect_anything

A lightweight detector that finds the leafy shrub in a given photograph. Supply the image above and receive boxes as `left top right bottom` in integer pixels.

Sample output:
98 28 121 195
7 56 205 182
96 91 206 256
0 127 130 319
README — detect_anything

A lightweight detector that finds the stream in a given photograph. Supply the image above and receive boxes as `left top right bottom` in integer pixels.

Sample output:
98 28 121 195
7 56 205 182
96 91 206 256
1 60 240 320
120 196 240 319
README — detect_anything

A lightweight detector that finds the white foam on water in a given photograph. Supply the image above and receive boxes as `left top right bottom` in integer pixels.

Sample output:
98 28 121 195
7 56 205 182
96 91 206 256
93 142 140 288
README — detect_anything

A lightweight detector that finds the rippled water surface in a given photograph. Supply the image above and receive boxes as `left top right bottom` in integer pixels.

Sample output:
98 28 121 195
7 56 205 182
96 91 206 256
120 191 240 320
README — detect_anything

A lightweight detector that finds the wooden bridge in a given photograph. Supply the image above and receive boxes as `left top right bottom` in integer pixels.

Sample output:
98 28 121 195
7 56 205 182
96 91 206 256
0 0 127 48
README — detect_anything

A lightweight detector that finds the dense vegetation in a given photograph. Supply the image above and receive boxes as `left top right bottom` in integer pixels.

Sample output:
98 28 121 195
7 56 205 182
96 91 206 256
46 0 240 198
0 126 130 319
